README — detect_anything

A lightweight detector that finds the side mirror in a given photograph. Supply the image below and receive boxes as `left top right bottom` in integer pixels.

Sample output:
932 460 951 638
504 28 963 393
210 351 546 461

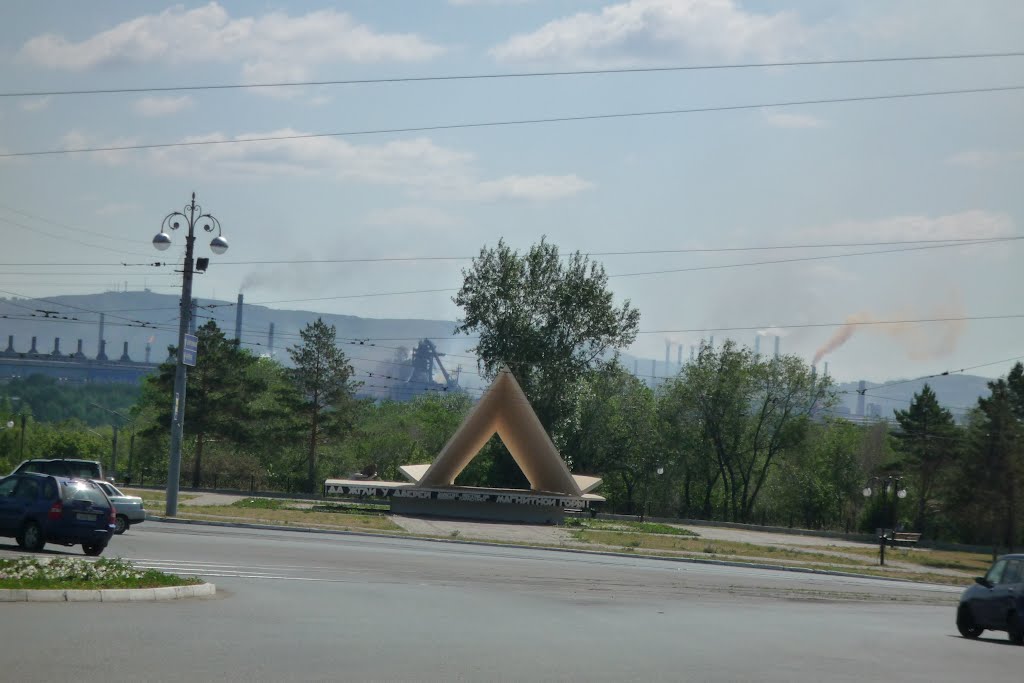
975 577 992 588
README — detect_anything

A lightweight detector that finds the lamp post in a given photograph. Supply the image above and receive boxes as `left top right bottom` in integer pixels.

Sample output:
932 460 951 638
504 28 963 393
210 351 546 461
862 475 907 566
152 192 228 516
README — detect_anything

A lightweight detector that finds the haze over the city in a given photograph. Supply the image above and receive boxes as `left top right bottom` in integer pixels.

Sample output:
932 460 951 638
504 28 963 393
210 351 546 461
1 0 1022 382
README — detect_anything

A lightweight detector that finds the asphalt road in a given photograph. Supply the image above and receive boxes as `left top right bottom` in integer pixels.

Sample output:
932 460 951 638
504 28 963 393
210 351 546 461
1 522 1018 682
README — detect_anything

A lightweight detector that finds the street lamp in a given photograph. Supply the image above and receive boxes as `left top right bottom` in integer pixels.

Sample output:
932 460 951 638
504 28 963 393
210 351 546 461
153 192 228 516
862 474 907 565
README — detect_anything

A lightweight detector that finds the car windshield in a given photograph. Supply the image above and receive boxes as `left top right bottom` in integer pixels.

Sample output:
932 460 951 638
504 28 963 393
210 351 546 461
61 481 108 506
98 481 124 497
64 463 101 478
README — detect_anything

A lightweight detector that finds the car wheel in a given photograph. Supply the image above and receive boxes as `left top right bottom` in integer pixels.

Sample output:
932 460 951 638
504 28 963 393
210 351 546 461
82 543 106 557
956 606 984 639
115 515 129 535
17 521 46 552
1008 612 1024 645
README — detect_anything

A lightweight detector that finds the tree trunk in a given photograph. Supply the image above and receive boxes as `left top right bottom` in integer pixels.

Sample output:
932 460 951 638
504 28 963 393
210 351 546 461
192 433 204 489
307 400 319 493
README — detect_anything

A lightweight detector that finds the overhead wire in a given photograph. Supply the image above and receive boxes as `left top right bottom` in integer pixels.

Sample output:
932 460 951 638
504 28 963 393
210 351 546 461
1 51 1021 98
3 84 1023 158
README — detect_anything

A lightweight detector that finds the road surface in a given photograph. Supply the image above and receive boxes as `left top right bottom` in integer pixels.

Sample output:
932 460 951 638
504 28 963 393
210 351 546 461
0 522 1017 682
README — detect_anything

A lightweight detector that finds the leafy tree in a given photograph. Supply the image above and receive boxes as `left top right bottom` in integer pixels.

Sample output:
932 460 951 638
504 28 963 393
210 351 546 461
893 384 960 534
140 321 265 487
288 318 359 492
454 238 640 481
566 362 660 514
673 341 829 522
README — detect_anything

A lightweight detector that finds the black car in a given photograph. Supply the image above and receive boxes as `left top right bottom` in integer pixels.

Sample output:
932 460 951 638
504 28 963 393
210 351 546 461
11 458 106 481
0 473 116 556
957 553 1024 644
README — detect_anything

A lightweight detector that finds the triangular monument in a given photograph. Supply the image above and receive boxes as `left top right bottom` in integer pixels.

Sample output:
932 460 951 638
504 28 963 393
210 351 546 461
399 367 601 496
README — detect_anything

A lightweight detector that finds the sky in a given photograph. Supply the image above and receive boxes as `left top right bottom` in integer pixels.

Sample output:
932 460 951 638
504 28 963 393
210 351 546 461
0 0 1022 383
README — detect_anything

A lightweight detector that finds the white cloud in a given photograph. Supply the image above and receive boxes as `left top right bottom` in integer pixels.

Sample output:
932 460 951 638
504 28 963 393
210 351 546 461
490 0 810 65
20 3 444 85
132 95 194 117
69 128 591 202
20 97 51 111
762 110 825 129
800 210 1016 242
945 149 1024 169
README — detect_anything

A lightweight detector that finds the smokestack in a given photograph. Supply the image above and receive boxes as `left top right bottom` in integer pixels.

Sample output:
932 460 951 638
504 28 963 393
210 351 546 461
5 335 15 353
754 336 761 356
664 340 670 369
145 341 152 363
857 380 866 417
188 299 197 335
690 345 696 361
75 339 85 359
823 361 829 378
97 339 108 361
708 335 714 350
774 336 780 358
268 322 275 359
120 341 131 362
677 344 683 367
234 293 243 343
98 313 105 355
811 364 817 384
29 336 38 355
51 338 61 357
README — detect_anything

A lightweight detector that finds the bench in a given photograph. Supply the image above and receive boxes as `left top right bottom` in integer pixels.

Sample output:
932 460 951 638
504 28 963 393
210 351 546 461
885 531 922 547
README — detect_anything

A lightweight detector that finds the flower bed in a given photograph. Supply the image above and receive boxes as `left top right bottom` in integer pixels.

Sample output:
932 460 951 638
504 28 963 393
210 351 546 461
0 557 201 590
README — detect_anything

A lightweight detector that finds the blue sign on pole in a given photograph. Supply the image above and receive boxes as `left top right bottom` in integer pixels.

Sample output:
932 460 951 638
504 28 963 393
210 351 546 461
183 334 199 367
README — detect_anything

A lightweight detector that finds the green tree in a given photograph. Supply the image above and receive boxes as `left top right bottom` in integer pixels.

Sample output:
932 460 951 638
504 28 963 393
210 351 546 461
892 384 960 535
566 362 659 514
288 318 359 492
454 238 640 481
673 342 829 523
140 321 265 487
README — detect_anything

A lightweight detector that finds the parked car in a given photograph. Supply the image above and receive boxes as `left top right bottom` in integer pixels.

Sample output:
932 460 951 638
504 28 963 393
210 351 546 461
92 480 146 534
11 458 105 481
0 473 115 556
956 553 1024 644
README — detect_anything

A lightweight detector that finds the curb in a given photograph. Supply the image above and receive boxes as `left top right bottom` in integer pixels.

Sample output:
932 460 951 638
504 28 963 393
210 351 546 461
152 516 959 590
0 582 216 603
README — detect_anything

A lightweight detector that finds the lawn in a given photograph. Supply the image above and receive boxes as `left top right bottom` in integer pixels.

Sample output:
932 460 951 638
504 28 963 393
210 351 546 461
178 502 401 532
564 518 699 537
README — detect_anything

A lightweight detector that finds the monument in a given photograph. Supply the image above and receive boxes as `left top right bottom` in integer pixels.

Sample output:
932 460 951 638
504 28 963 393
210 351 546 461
324 368 603 523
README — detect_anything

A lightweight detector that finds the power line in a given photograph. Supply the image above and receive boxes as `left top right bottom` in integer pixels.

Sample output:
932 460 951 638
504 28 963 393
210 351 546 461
208 236 1016 266
207 237 1019 308
3 84 1023 159
3 51 1021 99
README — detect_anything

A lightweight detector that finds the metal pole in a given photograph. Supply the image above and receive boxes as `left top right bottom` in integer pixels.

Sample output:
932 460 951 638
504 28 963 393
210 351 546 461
166 195 197 517
111 426 118 481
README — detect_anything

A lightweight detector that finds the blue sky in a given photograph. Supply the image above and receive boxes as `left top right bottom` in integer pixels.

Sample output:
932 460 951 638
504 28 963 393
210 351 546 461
1 0 1022 382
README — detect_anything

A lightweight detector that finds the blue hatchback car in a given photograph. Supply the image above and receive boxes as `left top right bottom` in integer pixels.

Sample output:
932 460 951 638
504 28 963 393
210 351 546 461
957 553 1024 645
0 473 115 556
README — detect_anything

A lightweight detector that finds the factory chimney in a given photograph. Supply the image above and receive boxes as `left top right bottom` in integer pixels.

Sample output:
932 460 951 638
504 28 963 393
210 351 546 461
857 380 866 417
29 336 38 355
754 335 761 357
120 341 131 362
664 341 670 373
268 322 275 359
145 340 152 363
5 335 15 354
676 344 683 368
51 338 61 357
98 313 105 358
774 336 780 358
234 293 244 344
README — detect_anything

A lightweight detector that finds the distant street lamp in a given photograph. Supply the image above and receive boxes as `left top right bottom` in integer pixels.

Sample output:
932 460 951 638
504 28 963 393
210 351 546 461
862 474 907 566
153 193 228 516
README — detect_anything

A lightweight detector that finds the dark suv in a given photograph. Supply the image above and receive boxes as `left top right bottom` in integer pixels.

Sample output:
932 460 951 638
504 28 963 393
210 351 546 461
11 458 105 480
957 553 1024 644
0 473 115 556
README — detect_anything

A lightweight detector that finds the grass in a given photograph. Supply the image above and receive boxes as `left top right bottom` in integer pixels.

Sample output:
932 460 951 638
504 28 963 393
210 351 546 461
570 529 875 566
122 488 196 509
563 517 699 537
0 557 201 590
231 497 284 510
827 545 992 573
178 505 401 532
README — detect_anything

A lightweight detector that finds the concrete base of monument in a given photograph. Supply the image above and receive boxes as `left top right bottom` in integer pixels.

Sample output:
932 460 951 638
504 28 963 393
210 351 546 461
389 496 567 524
324 479 604 525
